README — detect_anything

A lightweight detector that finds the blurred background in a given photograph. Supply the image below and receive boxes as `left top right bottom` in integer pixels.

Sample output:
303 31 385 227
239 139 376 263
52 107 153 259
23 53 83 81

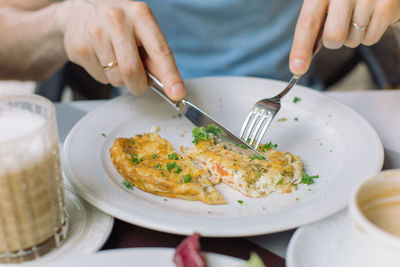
1 27 399 101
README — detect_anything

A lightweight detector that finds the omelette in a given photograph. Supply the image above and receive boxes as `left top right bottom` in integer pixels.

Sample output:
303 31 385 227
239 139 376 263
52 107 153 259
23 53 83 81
110 131 226 205
110 125 304 204
187 136 303 198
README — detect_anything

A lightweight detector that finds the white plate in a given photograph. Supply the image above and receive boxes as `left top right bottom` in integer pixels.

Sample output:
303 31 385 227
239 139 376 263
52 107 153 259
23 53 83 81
4 186 114 266
63 76 383 237
47 247 246 267
286 209 350 267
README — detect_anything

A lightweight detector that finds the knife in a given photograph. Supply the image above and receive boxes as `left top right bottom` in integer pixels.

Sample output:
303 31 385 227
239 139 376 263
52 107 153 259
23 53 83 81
147 72 267 159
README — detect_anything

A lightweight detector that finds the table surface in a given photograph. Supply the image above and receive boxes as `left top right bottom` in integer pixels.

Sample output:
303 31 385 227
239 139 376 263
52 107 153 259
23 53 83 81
55 89 400 265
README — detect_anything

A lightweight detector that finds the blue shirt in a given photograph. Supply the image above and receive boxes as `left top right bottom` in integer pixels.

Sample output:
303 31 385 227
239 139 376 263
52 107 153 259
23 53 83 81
144 0 319 88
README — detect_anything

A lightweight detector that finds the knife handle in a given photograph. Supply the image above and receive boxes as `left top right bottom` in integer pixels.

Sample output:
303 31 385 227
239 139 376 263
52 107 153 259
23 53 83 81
147 72 182 110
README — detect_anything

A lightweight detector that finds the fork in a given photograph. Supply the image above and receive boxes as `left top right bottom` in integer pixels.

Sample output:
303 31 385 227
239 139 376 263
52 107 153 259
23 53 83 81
240 26 324 149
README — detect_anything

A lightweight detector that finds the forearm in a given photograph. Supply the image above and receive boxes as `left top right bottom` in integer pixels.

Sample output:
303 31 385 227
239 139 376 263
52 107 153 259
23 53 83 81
0 3 68 81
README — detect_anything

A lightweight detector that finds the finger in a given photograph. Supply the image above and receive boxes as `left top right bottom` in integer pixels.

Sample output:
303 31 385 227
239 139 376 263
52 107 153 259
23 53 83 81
131 3 185 101
89 24 124 86
68 39 109 84
362 0 396 46
290 0 328 76
323 0 353 49
345 0 372 48
106 7 147 95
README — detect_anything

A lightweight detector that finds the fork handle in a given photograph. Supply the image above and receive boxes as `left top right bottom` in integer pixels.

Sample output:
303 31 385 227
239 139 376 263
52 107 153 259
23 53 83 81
277 16 326 99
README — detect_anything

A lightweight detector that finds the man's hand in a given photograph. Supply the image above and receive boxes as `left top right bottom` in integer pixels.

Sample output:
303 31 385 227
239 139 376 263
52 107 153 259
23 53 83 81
289 0 400 77
58 0 185 101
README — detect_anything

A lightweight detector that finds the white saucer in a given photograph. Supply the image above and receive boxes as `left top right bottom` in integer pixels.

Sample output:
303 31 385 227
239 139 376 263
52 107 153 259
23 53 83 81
2 185 114 266
48 247 246 267
286 209 350 267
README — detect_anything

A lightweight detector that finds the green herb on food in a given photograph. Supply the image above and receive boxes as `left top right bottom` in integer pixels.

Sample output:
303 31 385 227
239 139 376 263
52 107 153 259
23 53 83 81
262 142 278 150
166 162 178 171
238 144 248 150
152 154 157 159
122 180 134 190
276 178 284 185
192 127 210 144
238 200 244 205
301 170 319 185
168 153 179 160
173 165 182 174
131 154 139 165
192 124 225 144
249 155 265 161
155 163 162 170
183 174 192 183
205 124 225 137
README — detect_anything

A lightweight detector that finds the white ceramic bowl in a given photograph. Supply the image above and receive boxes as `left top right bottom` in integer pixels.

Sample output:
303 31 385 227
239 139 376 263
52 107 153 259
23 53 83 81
349 169 400 267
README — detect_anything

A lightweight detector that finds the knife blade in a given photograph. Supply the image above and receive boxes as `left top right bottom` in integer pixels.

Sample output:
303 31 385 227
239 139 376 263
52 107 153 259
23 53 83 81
147 72 267 159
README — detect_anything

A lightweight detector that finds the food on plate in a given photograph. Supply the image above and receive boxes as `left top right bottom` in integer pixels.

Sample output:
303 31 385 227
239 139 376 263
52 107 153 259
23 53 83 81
109 131 226 205
186 127 303 198
173 233 205 267
110 125 307 204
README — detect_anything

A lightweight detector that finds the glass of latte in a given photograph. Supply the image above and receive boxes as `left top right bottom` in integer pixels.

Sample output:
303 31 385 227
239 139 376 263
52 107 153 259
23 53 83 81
0 95 68 263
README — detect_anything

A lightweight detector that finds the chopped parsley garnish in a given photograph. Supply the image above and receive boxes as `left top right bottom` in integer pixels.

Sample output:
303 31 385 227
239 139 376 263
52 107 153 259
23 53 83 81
205 124 225 137
294 117 299 121
238 144 248 150
152 154 157 159
183 174 192 183
192 124 225 144
155 163 162 170
300 170 319 184
168 153 179 160
122 180 134 190
131 154 139 165
166 162 178 170
276 178 284 185
262 142 278 150
238 200 244 205
192 127 210 144
101 133 107 137
249 155 265 161
173 165 182 174
293 96 301 103
163 198 168 202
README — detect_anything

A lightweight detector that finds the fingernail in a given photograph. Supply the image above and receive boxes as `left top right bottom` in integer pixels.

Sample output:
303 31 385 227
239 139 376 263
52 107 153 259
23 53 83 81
291 58 307 74
170 83 185 99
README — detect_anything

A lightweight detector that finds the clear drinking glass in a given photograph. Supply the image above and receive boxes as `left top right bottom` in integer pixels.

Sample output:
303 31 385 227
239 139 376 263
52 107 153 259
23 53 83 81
0 95 68 263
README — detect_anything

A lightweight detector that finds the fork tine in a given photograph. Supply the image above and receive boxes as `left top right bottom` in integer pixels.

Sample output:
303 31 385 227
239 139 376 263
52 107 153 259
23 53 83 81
253 115 274 149
249 113 270 147
240 111 255 139
243 111 263 142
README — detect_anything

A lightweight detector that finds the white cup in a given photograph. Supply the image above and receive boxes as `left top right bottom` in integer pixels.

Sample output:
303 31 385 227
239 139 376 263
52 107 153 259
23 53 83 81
349 169 400 267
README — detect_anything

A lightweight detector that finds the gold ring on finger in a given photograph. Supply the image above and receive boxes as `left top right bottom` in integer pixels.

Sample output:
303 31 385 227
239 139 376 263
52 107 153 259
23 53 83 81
102 61 118 71
352 22 367 32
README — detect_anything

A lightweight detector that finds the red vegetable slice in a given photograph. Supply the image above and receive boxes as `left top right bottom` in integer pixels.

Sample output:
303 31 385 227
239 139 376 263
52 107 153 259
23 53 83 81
173 233 206 267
